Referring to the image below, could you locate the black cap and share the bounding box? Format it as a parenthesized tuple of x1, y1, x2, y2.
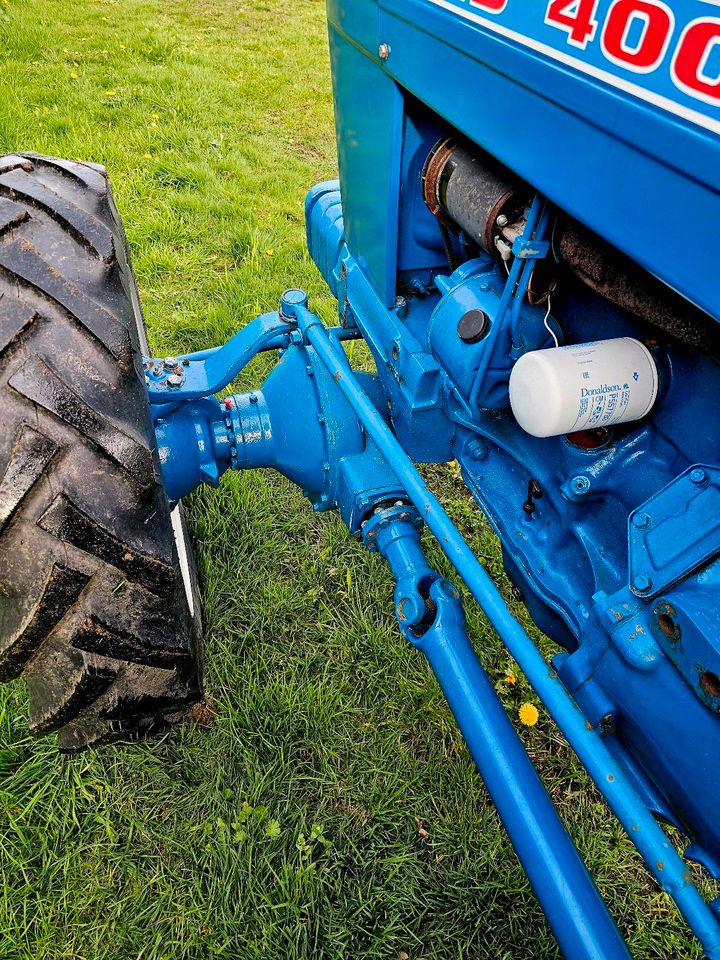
(457, 309, 490, 344)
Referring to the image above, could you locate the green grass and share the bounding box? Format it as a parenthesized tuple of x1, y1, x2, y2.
(0, 1, 716, 957)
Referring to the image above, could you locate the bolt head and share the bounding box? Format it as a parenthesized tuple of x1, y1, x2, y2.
(632, 574, 653, 595)
(167, 374, 183, 388)
(690, 468, 707, 485)
(571, 475, 591, 496)
(378, 42, 391, 60)
(632, 512, 651, 529)
(163, 357, 178, 369)
(467, 438, 488, 461)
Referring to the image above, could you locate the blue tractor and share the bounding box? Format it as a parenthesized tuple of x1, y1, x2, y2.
(1, 1, 720, 956)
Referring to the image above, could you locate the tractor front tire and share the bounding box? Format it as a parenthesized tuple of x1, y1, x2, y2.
(0, 153, 202, 752)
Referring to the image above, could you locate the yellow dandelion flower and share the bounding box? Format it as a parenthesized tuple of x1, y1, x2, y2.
(265, 249, 274, 257)
(505, 672, 517, 685)
(151, 112, 160, 120)
(143, 152, 153, 160)
(69, 71, 79, 79)
(519, 702, 539, 727)
(105, 89, 117, 97)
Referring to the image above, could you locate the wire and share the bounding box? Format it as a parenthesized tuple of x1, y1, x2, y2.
(544, 294, 559, 348)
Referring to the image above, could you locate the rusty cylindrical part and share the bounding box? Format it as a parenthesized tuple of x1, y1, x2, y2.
(422, 137, 527, 258)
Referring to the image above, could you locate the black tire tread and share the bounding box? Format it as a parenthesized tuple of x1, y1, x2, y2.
(0, 152, 202, 751)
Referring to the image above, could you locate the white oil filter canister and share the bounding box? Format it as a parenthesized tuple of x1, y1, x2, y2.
(509, 337, 658, 439)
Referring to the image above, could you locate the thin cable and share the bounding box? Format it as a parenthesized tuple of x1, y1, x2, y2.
(544, 294, 559, 348)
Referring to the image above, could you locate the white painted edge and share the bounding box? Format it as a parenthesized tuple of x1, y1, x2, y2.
(171, 505, 195, 618)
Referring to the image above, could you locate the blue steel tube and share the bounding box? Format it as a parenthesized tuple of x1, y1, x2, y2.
(368, 511, 630, 960)
(292, 302, 720, 960)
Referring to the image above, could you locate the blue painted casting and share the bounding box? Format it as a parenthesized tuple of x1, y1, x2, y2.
(146, 1, 720, 955)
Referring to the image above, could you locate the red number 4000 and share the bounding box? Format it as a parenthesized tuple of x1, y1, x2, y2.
(545, 0, 720, 105)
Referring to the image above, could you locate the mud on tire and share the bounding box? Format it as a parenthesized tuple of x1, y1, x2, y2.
(0, 153, 202, 752)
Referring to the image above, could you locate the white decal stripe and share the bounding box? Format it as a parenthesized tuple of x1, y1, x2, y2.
(425, 0, 720, 137)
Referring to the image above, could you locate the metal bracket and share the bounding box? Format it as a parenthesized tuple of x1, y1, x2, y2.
(511, 236, 550, 260)
(144, 311, 296, 403)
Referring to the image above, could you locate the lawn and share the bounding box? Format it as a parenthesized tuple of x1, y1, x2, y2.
(0, 1, 714, 957)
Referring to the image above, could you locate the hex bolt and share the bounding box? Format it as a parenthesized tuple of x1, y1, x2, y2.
(572, 475, 591, 496)
(690, 468, 707, 485)
(467, 438, 488, 462)
(167, 374, 184, 389)
(496, 213, 509, 227)
(249, 393, 258, 404)
(163, 357, 178, 370)
(632, 512, 651, 530)
(395, 297, 408, 321)
(631, 574, 653, 595)
(378, 42, 391, 60)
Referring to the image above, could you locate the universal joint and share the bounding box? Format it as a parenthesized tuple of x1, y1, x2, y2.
(362, 502, 464, 644)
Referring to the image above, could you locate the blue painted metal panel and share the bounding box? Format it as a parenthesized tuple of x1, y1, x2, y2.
(326, 23, 404, 306)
